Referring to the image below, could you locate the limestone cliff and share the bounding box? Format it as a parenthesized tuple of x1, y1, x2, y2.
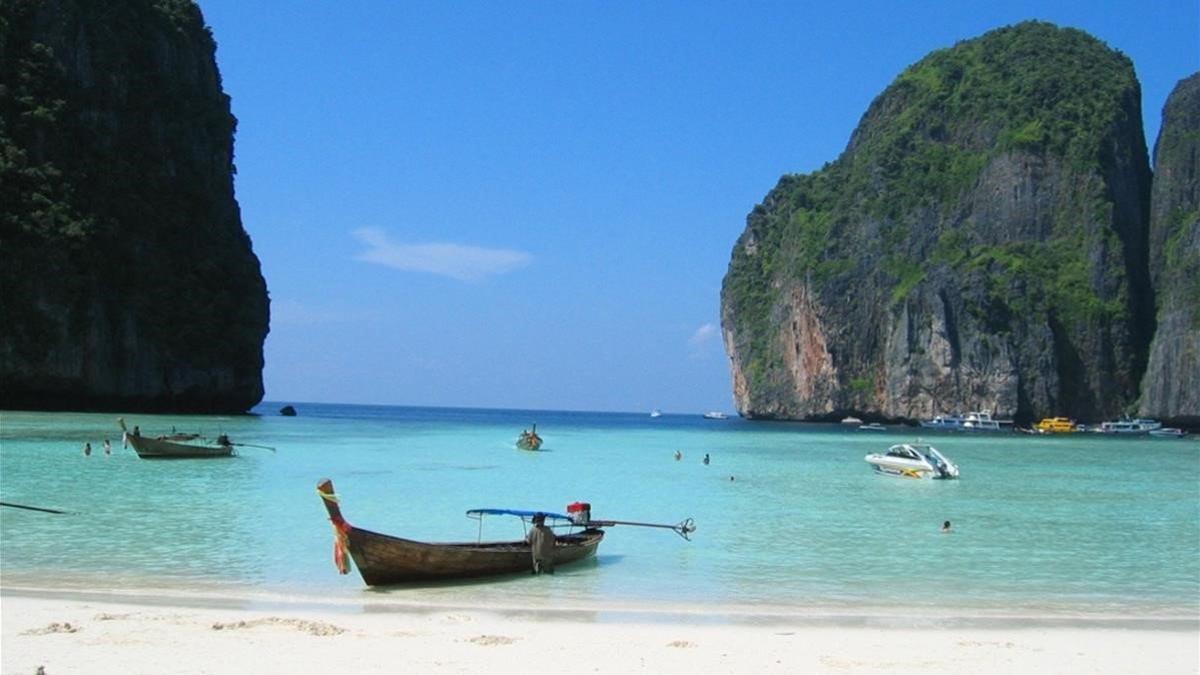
(0, 0, 269, 413)
(720, 22, 1152, 423)
(1139, 73, 1200, 425)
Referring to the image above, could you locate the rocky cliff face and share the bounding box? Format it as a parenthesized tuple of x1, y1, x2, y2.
(0, 0, 269, 413)
(720, 22, 1153, 423)
(1139, 73, 1200, 425)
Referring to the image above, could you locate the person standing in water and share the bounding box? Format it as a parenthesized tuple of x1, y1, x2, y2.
(103, 439, 112, 456)
(941, 520, 952, 533)
(527, 513, 557, 575)
(82, 442, 92, 456)
(703, 453, 710, 465)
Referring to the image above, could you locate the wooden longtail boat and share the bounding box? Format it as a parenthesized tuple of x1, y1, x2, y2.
(118, 418, 234, 459)
(316, 479, 604, 585)
(516, 423, 543, 451)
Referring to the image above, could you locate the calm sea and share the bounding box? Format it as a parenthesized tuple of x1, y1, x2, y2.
(1, 403, 1197, 619)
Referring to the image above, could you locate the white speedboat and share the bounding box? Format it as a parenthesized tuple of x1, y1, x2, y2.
(858, 423, 887, 432)
(1099, 417, 1162, 434)
(864, 443, 959, 479)
(919, 414, 964, 430)
(702, 411, 728, 420)
(1148, 427, 1188, 439)
(841, 416, 864, 426)
(650, 409, 662, 418)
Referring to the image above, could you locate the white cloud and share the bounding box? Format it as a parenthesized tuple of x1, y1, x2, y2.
(688, 322, 718, 358)
(352, 227, 532, 282)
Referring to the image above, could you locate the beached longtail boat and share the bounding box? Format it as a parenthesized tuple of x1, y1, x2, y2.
(317, 479, 695, 586)
(118, 418, 234, 459)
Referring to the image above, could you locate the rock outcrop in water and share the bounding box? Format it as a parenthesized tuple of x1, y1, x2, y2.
(1139, 73, 1200, 425)
(720, 22, 1155, 423)
(0, 0, 269, 413)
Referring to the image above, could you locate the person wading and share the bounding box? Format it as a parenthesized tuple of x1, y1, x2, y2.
(527, 513, 557, 575)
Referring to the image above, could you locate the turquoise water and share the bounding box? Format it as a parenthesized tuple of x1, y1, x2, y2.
(1, 404, 1197, 618)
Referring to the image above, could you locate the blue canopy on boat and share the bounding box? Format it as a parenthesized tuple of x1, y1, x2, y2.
(466, 508, 573, 522)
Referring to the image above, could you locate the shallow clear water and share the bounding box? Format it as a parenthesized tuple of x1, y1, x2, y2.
(1, 404, 1197, 617)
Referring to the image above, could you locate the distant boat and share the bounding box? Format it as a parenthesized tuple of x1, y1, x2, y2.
(650, 409, 662, 418)
(702, 411, 728, 420)
(516, 424, 543, 451)
(1034, 417, 1077, 434)
(118, 418, 234, 459)
(1099, 417, 1162, 434)
(961, 410, 1014, 432)
(1148, 427, 1188, 439)
(865, 443, 959, 479)
(858, 423, 887, 432)
(840, 416, 863, 425)
(918, 414, 964, 430)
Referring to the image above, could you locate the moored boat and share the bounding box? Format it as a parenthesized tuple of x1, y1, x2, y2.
(118, 418, 234, 459)
(650, 409, 662, 418)
(516, 424, 543, 451)
(864, 443, 959, 479)
(858, 423, 887, 432)
(918, 414, 964, 430)
(1035, 417, 1077, 434)
(840, 416, 864, 426)
(961, 410, 1014, 432)
(1148, 427, 1188, 439)
(316, 479, 694, 586)
(1099, 417, 1163, 434)
(702, 411, 729, 420)
(317, 479, 603, 585)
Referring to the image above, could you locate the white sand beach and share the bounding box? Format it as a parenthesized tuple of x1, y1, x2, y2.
(2, 589, 1196, 674)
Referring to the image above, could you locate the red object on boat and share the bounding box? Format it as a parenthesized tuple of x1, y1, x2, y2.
(566, 501, 591, 524)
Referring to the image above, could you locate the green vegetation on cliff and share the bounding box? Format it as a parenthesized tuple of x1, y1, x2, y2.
(722, 21, 1152, 420)
(0, 0, 269, 412)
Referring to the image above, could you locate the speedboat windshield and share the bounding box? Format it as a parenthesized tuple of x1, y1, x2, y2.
(886, 445, 921, 459)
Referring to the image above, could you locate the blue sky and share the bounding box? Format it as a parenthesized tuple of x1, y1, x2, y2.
(195, 1, 1198, 413)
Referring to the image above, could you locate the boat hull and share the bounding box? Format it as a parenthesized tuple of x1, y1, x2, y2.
(345, 525, 604, 585)
(127, 434, 234, 459)
(516, 438, 543, 451)
(1149, 428, 1188, 439)
(865, 458, 939, 479)
(864, 443, 959, 480)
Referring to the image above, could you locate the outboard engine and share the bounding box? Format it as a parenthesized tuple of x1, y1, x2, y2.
(929, 449, 959, 479)
(566, 501, 591, 525)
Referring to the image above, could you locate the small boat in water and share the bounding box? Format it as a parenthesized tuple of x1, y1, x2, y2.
(858, 423, 887, 432)
(118, 418, 234, 459)
(650, 409, 662, 418)
(1099, 417, 1163, 434)
(316, 479, 695, 586)
(1148, 427, 1188, 439)
(1035, 417, 1077, 434)
(317, 479, 601, 585)
(919, 414, 965, 430)
(961, 410, 1013, 432)
(516, 424, 543, 451)
(865, 443, 959, 479)
(702, 411, 728, 420)
(840, 416, 864, 426)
